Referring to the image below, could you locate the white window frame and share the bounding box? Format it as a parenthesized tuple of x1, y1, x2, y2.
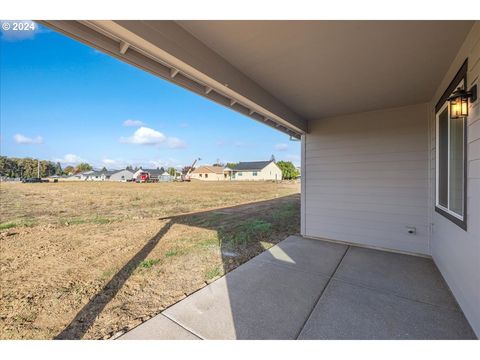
(435, 81, 465, 222)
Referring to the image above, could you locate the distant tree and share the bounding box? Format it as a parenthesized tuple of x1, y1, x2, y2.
(76, 163, 93, 173)
(270, 154, 276, 162)
(212, 158, 224, 167)
(54, 162, 63, 176)
(226, 162, 238, 169)
(167, 167, 176, 176)
(276, 161, 299, 180)
(101, 166, 107, 172)
(0, 156, 13, 177)
(126, 165, 133, 171)
(64, 165, 75, 175)
(0, 156, 60, 178)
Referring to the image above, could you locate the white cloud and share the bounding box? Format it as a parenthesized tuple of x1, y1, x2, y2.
(167, 137, 187, 149)
(120, 126, 186, 148)
(120, 126, 166, 145)
(149, 158, 182, 169)
(123, 119, 145, 127)
(13, 134, 43, 144)
(54, 154, 85, 165)
(1, 21, 48, 42)
(274, 143, 288, 151)
(102, 158, 117, 165)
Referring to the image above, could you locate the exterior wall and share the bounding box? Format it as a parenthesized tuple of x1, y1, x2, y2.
(428, 22, 480, 337)
(303, 103, 430, 255)
(87, 174, 107, 181)
(234, 162, 282, 181)
(190, 172, 226, 181)
(110, 170, 134, 181)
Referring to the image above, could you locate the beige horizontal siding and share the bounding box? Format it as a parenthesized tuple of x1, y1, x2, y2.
(304, 103, 430, 255)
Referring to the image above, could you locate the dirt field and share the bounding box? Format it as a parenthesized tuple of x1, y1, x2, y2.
(0, 181, 300, 339)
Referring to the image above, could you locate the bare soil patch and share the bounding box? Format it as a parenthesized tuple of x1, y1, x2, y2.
(0, 181, 300, 339)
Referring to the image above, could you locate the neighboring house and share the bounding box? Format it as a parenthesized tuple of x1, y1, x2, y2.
(85, 170, 118, 181)
(159, 171, 174, 182)
(110, 169, 135, 182)
(66, 170, 93, 181)
(82, 169, 135, 181)
(190, 165, 232, 181)
(232, 161, 282, 181)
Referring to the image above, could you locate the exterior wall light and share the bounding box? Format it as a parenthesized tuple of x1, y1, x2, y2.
(448, 84, 477, 119)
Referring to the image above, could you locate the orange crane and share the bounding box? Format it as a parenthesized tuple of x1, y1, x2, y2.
(181, 158, 200, 182)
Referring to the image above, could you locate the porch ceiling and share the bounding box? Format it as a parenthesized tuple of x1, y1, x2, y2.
(177, 21, 473, 119)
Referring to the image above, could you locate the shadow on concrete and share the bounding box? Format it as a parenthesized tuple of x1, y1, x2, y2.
(55, 193, 300, 339)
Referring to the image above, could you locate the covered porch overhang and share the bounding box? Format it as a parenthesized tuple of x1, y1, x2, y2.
(40, 20, 472, 135)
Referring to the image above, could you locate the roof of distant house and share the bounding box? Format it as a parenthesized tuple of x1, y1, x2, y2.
(234, 161, 274, 171)
(138, 168, 165, 177)
(191, 165, 226, 174)
(89, 170, 119, 177)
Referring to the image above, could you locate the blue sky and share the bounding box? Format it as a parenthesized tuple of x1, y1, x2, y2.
(0, 21, 300, 170)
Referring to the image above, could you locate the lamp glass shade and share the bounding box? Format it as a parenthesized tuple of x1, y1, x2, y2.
(450, 99, 461, 119)
(461, 97, 468, 117)
(449, 91, 468, 119)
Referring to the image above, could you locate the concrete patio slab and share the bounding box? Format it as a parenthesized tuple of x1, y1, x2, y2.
(298, 280, 476, 340)
(119, 236, 476, 340)
(334, 246, 459, 309)
(253, 235, 348, 277)
(119, 314, 200, 340)
(163, 258, 329, 339)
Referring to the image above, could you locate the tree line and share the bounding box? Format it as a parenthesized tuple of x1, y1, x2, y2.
(0, 156, 94, 178)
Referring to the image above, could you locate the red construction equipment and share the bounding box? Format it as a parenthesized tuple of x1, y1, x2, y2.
(137, 171, 150, 183)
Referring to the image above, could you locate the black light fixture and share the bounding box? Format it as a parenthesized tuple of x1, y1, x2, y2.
(448, 84, 477, 119)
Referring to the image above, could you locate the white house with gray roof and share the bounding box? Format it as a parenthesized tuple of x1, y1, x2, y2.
(109, 169, 135, 181)
(232, 160, 282, 181)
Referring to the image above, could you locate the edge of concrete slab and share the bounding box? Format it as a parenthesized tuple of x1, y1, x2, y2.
(119, 314, 201, 340)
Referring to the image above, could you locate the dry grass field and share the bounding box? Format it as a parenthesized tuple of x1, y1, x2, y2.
(0, 181, 300, 339)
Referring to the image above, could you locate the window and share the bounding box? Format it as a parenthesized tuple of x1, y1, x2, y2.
(238, 172, 243, 176)
(253, 171, 257, 176)
(205, 173, 208, 178)
(435, 60, 468, 230)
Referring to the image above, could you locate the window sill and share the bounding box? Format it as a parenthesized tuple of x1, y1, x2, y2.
(435, 206, 467, 231)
